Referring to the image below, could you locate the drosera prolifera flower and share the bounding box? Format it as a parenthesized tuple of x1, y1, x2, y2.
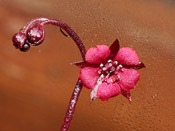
(75, 39, 145, 102)
(12, 17, 145, 131)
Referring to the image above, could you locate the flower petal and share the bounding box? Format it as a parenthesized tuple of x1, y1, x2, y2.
(118, 68, 140, 91)
(79, 67, 100, 89)
(114, 47, 139, 65)
(85, 45, 111, 64)
(97, 82, 121, 101)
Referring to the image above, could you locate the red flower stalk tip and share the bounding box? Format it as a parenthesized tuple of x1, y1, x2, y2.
(12, 17, 86, 60)
(75, 39, 145, 102)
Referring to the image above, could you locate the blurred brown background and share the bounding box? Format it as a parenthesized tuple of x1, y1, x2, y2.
(0, 0, 175, 130)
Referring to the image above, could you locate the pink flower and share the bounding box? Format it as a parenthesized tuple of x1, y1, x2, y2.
(75, 39, 145, 102)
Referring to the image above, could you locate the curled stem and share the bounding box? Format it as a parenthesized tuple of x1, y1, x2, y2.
(13, 17, 86, 60)
(12, 18, 86, 131)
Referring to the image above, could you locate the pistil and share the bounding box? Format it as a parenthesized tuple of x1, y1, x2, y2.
(97, 60, 123, 84)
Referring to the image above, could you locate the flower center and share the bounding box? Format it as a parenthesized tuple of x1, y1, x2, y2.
(98, 60, 123, 83)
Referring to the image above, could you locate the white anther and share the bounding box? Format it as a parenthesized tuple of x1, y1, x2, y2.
(100, 63, 104, 67)
(109, 71, 113, 74)
(111, 79, 114, 83)
(114, 61, 118, 65)
(108, 59, 112, 63)
(101, 74, 104, 78)
(119, 64, 123, 68)
(98, 70, 101, 74)
(102, 67, 107, 71)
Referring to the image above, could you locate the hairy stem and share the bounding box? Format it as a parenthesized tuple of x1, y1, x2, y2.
(15, 18, 86, 130)
(61, 79, 83, 131)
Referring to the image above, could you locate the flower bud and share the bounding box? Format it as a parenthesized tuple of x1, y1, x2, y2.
(27, 24, 44, 46)
(12, 32, 27, 49)
(20, 42, 30, 52)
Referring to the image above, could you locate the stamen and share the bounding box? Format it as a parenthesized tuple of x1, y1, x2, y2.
(100, 63, 104, 67)
(111, 79, 114, 83)
(108, 63, 113, 68)
(114, 61, 118, 65)
(98, 70, 102, 74)
(108, 59, 112, 63)
(110, 75, 119, 83)
(102, 67, 107, 71)
(118, 64, 123, 68)
(110, 66, 116, 72)
(101, 74, 104, 78)
(117, 64, 123, 72)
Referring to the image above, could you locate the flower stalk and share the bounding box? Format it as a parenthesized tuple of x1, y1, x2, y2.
(12, 18, 86, 131)
(61, 78, 83, 131)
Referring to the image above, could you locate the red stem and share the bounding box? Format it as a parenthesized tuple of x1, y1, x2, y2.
(22, 17, 86, 60)
(18, 18, 86, 130)
(61, 79, 83, 131)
